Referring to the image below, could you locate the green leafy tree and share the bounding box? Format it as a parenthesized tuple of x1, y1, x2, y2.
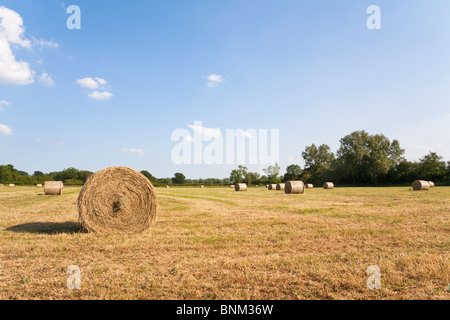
(416, 152, 446, 182)
(173, 172, 186, 185)
(263, 163, 281, 184)
(283, 164, 302, 182)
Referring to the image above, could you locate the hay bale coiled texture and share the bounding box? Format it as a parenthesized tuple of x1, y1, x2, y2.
(323, 182, 334, 189)
(305, 184, 314, 189)
(235, 183, 248, 191)
(8, 184, 15, 188)
(45, 181, 63, 195)
(276, 183, 285, 191)
(77, 167, 158, 234)
(412, 180, 431, 191)
(268, 184, 277, 190)
(428, 181, 435, 188)
(285, 181, 305, 194)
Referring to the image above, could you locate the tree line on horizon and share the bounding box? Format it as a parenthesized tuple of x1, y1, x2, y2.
(1, 131, 449, 187)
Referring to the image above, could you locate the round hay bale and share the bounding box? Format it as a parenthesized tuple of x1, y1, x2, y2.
(235, 183, 247, 191)
(285, 181, 305, 194)
(8, 184, 15, 188)
(0, 184, 4, 187)
(45, 181, 63, 195)
(412, 180, 430, 191)
(427, 181, 435, 188)
(77, 167, 158, 234)
(265, 185, 269, 188)
(276, 183, 285, 191)
(230, 185, 235, 188)
(37, 184, 43, 188)
(268, 184, 277, 190)
(165, 185, 170, 189)
(305, 184, 314, 189)
(323, 182, 334, 190)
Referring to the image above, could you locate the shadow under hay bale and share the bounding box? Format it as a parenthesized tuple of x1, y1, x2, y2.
(5, 222, 83, 235)
(412, 180, 430, 191)
(285, 181, 305, 194)
(77, 166, 158, 234)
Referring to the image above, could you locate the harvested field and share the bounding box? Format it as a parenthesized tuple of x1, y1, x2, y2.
(0, 186, 449, 300)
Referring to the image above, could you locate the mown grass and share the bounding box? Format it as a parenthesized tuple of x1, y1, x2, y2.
(0, 186, 448, 300)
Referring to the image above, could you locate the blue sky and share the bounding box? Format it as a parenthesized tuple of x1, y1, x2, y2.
(0, 0, 449, 178)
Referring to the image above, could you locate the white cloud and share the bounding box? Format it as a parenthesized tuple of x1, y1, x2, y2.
(0, 6, 34, 85)
(119, 148, 144, 157)
(32, 37, 59, 49)
(0, 99, 9, 111)
(39, 72, 54, 87)
(95, 77, 107, 86)
(76, 77, 101, 89)
(0, 123, 12, 135)
(206, 74, 225, 88)
(188, 123, 222, 139)
(88, 91, 113, 101)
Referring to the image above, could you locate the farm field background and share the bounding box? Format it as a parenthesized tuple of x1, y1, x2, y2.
(0, 186, 449, 300)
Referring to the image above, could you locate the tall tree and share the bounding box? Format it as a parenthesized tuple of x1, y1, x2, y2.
(284, 164, 302, 182)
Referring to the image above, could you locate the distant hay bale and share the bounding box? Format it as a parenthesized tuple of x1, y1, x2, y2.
(285, 181, 305, 194)
(235, 183, 247, 191)
(8, 184, 15, 188)
(305, 184, 314, 189)
(412, 180, 430, 191)
(0, 184, 4, 187)
(199, 185, 205, 189)
(230, 185, 235, 188)
(323, 182, 334, 190)
(428, 181, 435, 188)
(77, 166, 158, 234)
(37, 184, 43, 188)
(44, 181, 63, 195)
(276, 183, 285, 191)
(266, 185, 269, 188)
(165, 185, 170, 189)
(268, 184, 277, 190)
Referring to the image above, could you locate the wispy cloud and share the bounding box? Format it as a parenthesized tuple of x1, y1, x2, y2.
(0, 100, 9, 111)
(119, 148, 144, 157)
(32, 37, 59, 49)
(0, 124, 13, 135)
(39, 73, 55, 87)
(88, 91, 113, 101)
(188, 123, 222, 139)
(206, 74, 225, 88)
(76, 77, 112, 100)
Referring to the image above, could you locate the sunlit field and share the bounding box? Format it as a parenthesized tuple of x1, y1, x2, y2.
(0, 186, 449, 300)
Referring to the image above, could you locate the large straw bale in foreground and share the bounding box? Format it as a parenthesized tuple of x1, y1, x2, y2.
(77, 167, 158, 234)
(285, 181, 305, 194)
(412, 180, 430, 191)
(323, 182, 334, 190)
(45, 181, 63, 195)
(235, 183, 247, 191)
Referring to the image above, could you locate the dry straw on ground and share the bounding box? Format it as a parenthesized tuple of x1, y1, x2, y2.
(44, 181, 63, 195)
(235, 183, 248, 192)
(412, 180, 431, 191)
(323, 182, 335, 190)
(77, 166, 158, 234)
(276, 183, 285, 191)
(285, 181, 305, 194)
(305, 184, 314, 189)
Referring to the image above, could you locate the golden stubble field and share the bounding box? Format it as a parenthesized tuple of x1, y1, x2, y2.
(0, 185, 449, 300)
